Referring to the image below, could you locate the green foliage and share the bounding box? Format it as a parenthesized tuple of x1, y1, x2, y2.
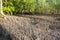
(2, 0, 60, 15)
(3, 0, 15, 15)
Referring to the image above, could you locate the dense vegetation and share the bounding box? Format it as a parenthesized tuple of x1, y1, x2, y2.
(2, 0, 60, 15)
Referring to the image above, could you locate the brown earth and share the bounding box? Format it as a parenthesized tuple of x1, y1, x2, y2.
(0, 15, 60, 40)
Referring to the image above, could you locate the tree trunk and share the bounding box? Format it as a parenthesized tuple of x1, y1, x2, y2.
(0, 0, 5, 16)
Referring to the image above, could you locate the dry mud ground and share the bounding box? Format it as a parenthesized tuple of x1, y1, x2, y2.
(0, 15, 60, 40)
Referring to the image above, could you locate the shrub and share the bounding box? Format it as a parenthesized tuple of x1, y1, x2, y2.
(2, 0, 60, 15)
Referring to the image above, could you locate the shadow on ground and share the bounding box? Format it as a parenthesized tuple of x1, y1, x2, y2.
(0, 24, 18, 40)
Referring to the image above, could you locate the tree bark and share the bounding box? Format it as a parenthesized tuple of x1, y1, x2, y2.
(0, 0, 5, 16)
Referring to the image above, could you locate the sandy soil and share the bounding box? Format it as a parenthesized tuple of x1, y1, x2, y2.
(0, 15, 60, 40)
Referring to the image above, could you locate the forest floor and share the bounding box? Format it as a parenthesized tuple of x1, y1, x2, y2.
(0, 15, 60, 40)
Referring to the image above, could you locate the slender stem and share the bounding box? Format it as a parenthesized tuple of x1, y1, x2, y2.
(0, 0, 4, 16)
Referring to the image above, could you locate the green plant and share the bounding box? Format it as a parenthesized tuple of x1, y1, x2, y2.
(2, 0, 60, 15)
